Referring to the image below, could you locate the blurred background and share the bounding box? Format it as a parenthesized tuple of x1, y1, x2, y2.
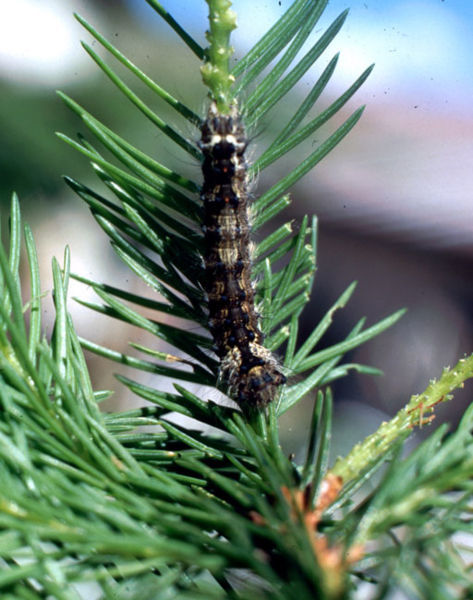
(1, 0, 472, 456)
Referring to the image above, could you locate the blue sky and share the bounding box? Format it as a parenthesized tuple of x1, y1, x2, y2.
(130, 0, 473, 114)
(0, 0, 470, 115)
(125, 1, 472, 251)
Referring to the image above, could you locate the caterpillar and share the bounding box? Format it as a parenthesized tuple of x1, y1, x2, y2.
(200, 101, 286, 410)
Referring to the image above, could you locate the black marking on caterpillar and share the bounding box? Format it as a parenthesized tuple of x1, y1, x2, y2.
(199, 101, 286, 409)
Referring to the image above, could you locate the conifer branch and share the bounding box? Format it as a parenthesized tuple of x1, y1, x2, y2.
(0, 1, 469, 598)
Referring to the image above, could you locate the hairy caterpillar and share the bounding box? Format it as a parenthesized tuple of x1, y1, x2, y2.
(200, 101, 286, 409)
